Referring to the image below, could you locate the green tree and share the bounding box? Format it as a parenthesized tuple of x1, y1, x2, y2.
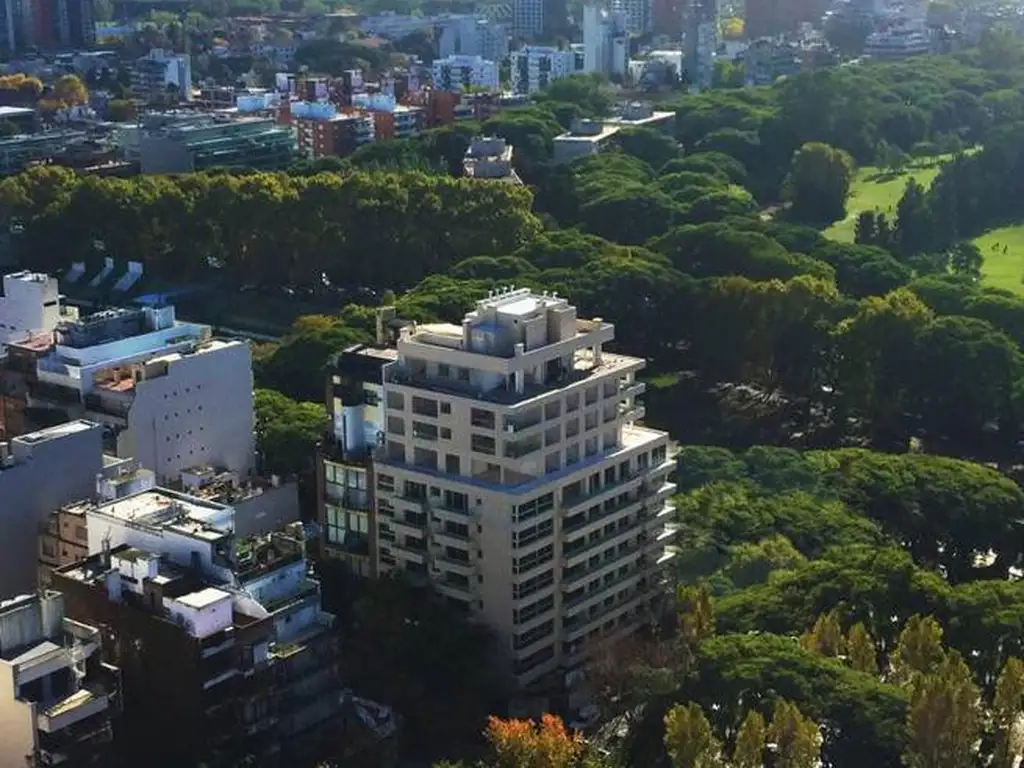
(903, 652, 980, 768)
(664, 702, 721, 768)
(767, 700, 821, 768)
(783, 142, 856, 224)
(800, 609, 846, 658)
(678, 584, 716, 652)
(253, 388, 328, 476)
(992, 657, 1024, 768)
(732, 710, 767, 768)
(847, 623, 879, 676)
(891, 615, 947, 686)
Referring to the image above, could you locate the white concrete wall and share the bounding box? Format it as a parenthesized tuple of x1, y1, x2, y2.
(0, 272, 59, 345)
(0, 663, 36, 768)
(121, 341, 254, 481)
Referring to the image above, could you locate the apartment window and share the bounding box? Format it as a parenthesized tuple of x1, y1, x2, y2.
(326, 506, 370, 553)
(458, 367, 470, 381)
(515, 493, 554, 523)
(514, 595, 554, 625)
(513, 518, 553, 549)
(544, 400, 561, 420)
(514, 620, 554, 650)
(377, 474, 395, 492)
(513, 544, 553, 575)
(444, 520, 470, 539)
(403, 509, 427, 526)
(566, 393, 580, 412)
(440, 427, 452, 440)
(443, 489, 468, 511)
(438, 363, 451, 379)
(404, 480, 427, 500)
(514, 645, 555, 676)
(513, 569, 554, 600)
(471, 408, 495, 429)
(403, 535, 426, 552)
(412, 396, 439, 418)
(566, 443, 580, 465)
(363, 388, 381, 407)
(386, 391, 405, 410)
(471, 434, 496, 456)
(584, 386, 599, 406)
(445, 545, 470, 563)
(445, 572, 470, 589)
(440, 401, 452, 415)
(412, 421, 438, 441)
(445, 454, 460, 474)
(387, 416, 405, 436)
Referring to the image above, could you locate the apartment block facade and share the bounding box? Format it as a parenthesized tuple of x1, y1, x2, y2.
(320, 292, 677, 693)
(51, 490, 362, 766)
(0, 591, 118, 768)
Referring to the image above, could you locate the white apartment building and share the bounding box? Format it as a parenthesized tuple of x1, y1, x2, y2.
(373, 289, 677, 690)
(583, 5, 629, 77)
(509, 46, 581, 94)
(432, 55, 501, 92)
(18, 302, 253, 482)
(0, 272, 62, 347)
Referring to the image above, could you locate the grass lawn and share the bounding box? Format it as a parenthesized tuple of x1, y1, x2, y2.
(972, 226, 1024, 296)
(824, 156, 952, 243)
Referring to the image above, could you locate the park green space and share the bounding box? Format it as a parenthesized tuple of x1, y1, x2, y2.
(972, 226, 1024, 296)
(824, 157, 950, 242)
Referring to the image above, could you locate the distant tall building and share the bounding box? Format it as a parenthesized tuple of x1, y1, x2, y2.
(684, 0, 717, 89)
(509, 45, 580, 94)
(438, 16, 510, 62)
(745, 0, 826, 39)
(514, 0, 545, 38)
(651, 0, 684, 38)
(613, 0, 652, 35)
(53, 0, 94, 47)
(583, 6, 628, 77)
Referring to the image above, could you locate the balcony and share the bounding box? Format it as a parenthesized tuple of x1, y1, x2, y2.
(619, 381, 646, 399)
(37, 688, 112, 734)
(563, 521, 646, 570)
(562, 542, 649, 590)
(562, 591, 647, 643)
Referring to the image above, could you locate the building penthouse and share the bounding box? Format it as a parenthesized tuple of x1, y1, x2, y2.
(374, 288, 676, 691)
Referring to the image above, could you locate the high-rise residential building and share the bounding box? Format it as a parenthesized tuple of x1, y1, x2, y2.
(583, 5, 628, 77)
(0, 292, 254, 482)
(0, 420, 104, 596)
(352, 93, 423, 139)
(326, 290, 677, 693)
(745, 0, 826, 39)
(513, 0, 543, 39)
(432, 54, 501, 92)
(612, 0, 652, 35)
(509, 46, 580, 94)
(651, 0, 684, 38)
(684, 0, 718, 89)
(0, 591, 119, 768)
(52, 491, 397, 766)
(53, 0, 93, 47)
(438, 16, 510, 62)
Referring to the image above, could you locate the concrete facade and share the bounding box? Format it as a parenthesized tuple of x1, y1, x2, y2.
(373, 289, 677, 691)
(0, 420, 104, 598)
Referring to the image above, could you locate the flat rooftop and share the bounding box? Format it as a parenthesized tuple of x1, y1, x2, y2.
(175, 586, 231, 609)
(94, 489, 231, 533)
(554, 124, 620, 144)
(11, 419, 97, 447)
(0, 106, 34, 118)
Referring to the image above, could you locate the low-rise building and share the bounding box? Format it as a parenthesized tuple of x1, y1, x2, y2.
(432, 54, 501, 92)
(0, 591, 118, 768)
(292, 101, 375, 159)
(1, 294, 254, 482)
(603, 102, 677, 133)
(119, 112, 297, 174)
(51, 490, 380, 766)
(0, 420, 104, 597)
(0, 271, 62, 347)
(552, 119, 621, 163)
(352, 93, 423, 139)
(0, 130, 88, 176)
(463, 135, 521, 183)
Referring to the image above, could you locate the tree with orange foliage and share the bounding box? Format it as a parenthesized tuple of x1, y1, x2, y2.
(485, 713, 584, 768)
